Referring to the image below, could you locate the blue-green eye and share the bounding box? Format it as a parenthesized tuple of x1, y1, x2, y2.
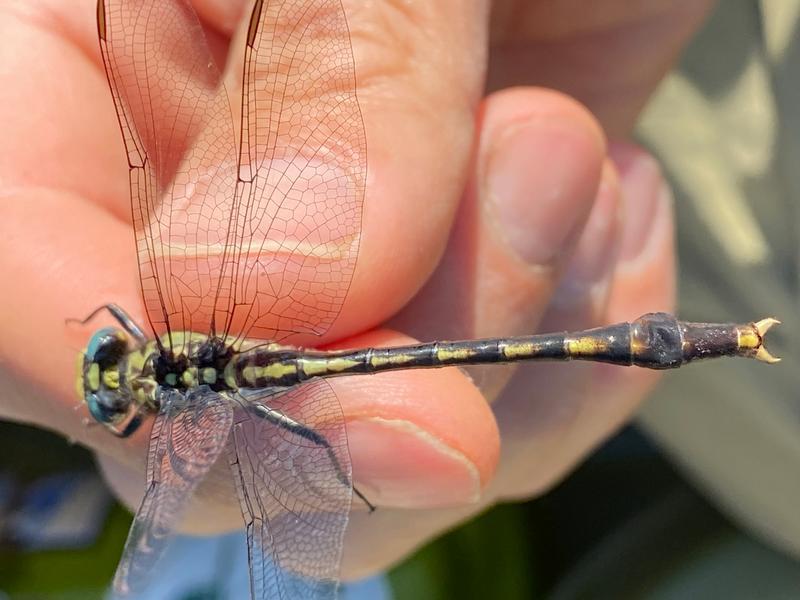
(86, 392, 114, 424)
(86, 390, 128, 424)
(85, 328, 128, 368)
(86, 327, 122, 361)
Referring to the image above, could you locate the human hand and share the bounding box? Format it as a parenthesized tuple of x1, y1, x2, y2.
(0, 0, 713, 580)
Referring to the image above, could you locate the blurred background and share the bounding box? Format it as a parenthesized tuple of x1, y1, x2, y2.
(2, 2, 799, 598)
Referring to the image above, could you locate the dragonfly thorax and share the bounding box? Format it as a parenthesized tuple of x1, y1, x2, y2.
(78, 327, 239, 436)
(151, 335, 234, 393)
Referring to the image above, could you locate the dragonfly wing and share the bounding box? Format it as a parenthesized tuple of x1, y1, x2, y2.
(97, 0, 365, 344)
(221, 0, 367, 343)
(113, 387, 233, 596)
(97, 0, 238, 340)
(228, 380, 352, 600)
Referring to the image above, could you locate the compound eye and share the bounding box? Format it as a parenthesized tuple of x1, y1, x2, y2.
(86, 327, 128, 367)
(86, 390, 130, 424)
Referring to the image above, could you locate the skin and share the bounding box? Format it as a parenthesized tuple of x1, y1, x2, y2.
(0, 0, 714, 581)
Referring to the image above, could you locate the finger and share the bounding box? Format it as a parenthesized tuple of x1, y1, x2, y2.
(492, 141, 676, 500)
(335, 87, 607, 577)
(544, 160, 621, 328)
(390, 86, 606, 399)
(338, 170, 621, 581)
(488, 0, 716, 135)
(0, 1, 130, 218)
(190, 0, 247, 34)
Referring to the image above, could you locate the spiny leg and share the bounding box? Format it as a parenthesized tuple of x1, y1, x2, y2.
(251, 404, 376, 512)
(68, 303, 148, 346)
(102, 409, 145, 438)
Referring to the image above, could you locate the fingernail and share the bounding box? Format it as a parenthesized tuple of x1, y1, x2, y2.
(613, 150, 665, 260)
(485, 120, 601, 265)
(551, 164, 620, 314)
(347, 418, 481, 508)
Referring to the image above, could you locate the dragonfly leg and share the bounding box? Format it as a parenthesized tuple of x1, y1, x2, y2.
(104, 405, 144, 438)
(251, 404, 376, 512)
(70, 303, 148, 346)
(353, 485, 376, 513)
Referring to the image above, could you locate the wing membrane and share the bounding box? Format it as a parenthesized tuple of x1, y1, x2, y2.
(228, 380, 352, 600)
(97, 0, 365, 344)
(97, 0, 238, 343)
(113, 387, 233, 595)
(223, 0, 366, 342)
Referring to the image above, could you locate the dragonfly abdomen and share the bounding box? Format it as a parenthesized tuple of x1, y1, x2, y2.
(230, 313, 778, 390)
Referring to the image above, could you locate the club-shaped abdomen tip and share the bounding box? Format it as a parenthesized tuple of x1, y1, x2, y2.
(754, 317, 781, 364)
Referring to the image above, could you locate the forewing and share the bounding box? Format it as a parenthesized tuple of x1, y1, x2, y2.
(97, 0, 238, 340)
(113, 387, 233, 596)
(228, 380, 352, 599)
(222, 0, 366, 342)
(98, 0, 366, 344)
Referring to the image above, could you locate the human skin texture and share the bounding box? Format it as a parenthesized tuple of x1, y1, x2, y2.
(0, 0, 714, 579)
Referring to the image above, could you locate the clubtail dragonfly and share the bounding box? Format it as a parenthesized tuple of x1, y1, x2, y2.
(79, 0, 779, 598)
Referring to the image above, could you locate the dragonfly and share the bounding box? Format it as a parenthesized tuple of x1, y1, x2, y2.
(79, 0, 780, 598)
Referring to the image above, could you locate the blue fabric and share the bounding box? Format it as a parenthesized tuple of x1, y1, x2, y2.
(7, 472, 111, 551)
(106, 531, 391, 600)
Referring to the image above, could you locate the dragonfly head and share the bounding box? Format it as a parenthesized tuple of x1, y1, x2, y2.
(79, 327, 141, 436)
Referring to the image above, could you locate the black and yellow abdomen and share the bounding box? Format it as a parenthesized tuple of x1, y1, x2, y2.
(228, 313, 779, 390)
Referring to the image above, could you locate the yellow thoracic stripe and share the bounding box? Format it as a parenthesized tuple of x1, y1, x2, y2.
(87, 363, 100, 392)
(181, 368, 198, 387)
(102, 367, 120, 390)
(202, 367, 217, 385)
